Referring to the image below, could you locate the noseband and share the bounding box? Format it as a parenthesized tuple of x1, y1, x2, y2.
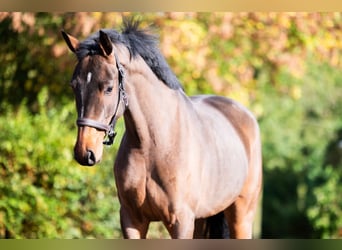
(76, 53, 128, 146)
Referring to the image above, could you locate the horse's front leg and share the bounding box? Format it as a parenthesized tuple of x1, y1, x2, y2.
(165, 207, 195, 239)
(120, 206, 149, 239)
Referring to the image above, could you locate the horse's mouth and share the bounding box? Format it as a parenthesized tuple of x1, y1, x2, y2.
(74, 147, 102, 166)
(73, 126, 105, 166)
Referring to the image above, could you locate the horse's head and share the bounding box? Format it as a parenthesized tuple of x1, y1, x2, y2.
(62, 30, 127, 166)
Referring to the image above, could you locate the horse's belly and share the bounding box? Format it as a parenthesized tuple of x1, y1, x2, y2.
(192, 123, 249, 218)
(196, 160, 248, 217)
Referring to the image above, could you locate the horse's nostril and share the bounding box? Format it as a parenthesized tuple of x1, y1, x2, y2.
(87, 150, 96, 166)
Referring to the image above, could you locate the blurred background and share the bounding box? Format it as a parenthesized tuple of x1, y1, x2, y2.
(0, 12, 341, 239)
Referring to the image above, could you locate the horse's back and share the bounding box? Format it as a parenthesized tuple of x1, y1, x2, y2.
(191, 95, 260, 162)
(203, 95, 259, 159)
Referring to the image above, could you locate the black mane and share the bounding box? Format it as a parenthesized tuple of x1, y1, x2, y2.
(76, 19, 182, 90)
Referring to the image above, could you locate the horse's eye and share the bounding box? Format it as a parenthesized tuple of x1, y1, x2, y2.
(105, 86, 113, 94)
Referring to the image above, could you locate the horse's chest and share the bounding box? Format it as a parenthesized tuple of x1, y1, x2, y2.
(116, 174, 171, 222)
(115, 151, 171, 220)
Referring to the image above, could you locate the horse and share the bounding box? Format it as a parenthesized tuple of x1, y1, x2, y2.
(61, 19, 262, 239)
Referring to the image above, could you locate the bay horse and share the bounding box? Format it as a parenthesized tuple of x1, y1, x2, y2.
(61, 20, 262, 239)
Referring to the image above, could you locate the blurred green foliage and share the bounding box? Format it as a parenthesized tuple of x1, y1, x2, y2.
(0, 12, 341, 238)
(0, 89, 123, 238)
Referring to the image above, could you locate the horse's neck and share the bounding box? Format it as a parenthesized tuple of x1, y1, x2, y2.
(123, 60, 184, 149)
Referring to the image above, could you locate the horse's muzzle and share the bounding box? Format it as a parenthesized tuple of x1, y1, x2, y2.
(86, 149, 97, 166)
(73, 126, 104, 166)
(74, 147, 98, 166)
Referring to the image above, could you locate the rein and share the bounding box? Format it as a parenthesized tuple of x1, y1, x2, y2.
(76, 53, 128, 146)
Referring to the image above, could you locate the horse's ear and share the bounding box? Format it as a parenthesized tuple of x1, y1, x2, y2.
(61, 30, 79, 53)
(98, 30, 113, 56)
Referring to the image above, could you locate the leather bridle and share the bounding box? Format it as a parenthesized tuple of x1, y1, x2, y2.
(76, 53, 128, 146)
